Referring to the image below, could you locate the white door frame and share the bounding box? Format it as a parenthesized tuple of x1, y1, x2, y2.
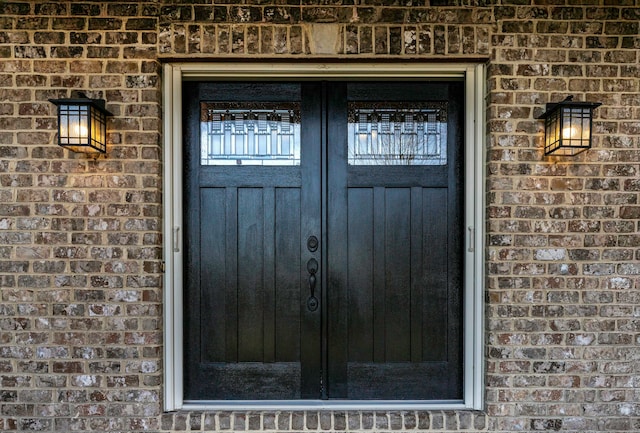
(162, 62, 486, 411)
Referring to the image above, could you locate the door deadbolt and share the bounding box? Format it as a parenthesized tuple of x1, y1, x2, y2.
(307, 236, 319, 252)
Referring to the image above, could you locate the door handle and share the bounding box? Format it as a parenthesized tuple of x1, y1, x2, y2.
(306, 258, 318, 312)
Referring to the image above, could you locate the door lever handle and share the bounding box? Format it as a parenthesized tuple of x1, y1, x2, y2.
(306, 258, 318, 312)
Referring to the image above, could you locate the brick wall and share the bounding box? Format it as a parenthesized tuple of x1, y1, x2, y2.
(0, 1, 639, 432)
(0, 2, 162, 432)
(486, 3, 640, 431)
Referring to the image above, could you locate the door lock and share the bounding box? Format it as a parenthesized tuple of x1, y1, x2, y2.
(307, 236, 319, 252)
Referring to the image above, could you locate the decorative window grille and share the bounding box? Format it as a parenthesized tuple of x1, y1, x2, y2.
(200, 102, 301, 166)
(348, 102, 448, 165)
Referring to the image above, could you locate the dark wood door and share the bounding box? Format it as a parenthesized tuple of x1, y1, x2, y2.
(183, 81, 464, 401)
(326, 82, 464, 400)
(183, 82, 322, 400)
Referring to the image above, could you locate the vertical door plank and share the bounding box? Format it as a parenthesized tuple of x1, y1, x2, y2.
(372, 186, 386, 363)
(347, 188, 374, 361)
(422, 188, 448, 362)
(384, 188, 411, 362)
(275, 187, 301, 362)
(200, 188, 227, 363)
(183, 81, 203, 398)
(237, 188, 265, 362)
(300, 82, 323, 398)
(224, 187, 239, 363)
(326, 82, 349, 397)
(263, 187, 276, 363)
(410, 186, 423, 363)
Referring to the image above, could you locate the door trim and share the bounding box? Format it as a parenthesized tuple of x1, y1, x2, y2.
(163, 62, 486, 411)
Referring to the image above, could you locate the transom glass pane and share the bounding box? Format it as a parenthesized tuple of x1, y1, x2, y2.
(200, 102, 301, 166)
(348, 102, 448, 165)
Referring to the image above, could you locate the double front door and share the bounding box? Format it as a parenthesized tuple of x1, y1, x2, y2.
(183, 81, 464, 401)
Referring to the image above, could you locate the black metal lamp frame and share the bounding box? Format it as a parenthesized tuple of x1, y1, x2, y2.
(537, 96, 601, 156)
(50, 93, 112, 154)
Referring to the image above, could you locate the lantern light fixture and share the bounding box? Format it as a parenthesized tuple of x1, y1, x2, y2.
(537, 95, 601, 157)
(49, 92, 112, 155)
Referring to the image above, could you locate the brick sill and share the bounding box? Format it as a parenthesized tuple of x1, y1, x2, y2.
(161, 409, 488, 431)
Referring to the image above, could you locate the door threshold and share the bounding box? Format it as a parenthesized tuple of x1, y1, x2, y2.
(181, 399, 467, 411)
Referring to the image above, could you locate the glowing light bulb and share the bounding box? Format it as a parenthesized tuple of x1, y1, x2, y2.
(562, 125, 579, 140)
(73, 123, 88, 137)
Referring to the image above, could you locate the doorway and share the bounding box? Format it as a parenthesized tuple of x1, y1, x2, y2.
(182, 80, 464, 402)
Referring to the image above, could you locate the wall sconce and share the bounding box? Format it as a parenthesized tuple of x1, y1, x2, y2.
(537, 96, 601, 156)
(49, 92, 112, 154)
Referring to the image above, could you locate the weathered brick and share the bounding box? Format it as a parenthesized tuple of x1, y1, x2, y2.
(88, 18, 123, 31)
(50, 16, 85, 30)
(70, 3, 100, 16)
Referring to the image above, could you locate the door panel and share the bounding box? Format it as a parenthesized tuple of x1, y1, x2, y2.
(340, 186, 455, 398)
(183, 80, 463, 401)
(346, 187, 450, 363)
(193, 186, 303, 398)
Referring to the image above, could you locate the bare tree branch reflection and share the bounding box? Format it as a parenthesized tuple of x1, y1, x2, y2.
(347, 103, 447, 166)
